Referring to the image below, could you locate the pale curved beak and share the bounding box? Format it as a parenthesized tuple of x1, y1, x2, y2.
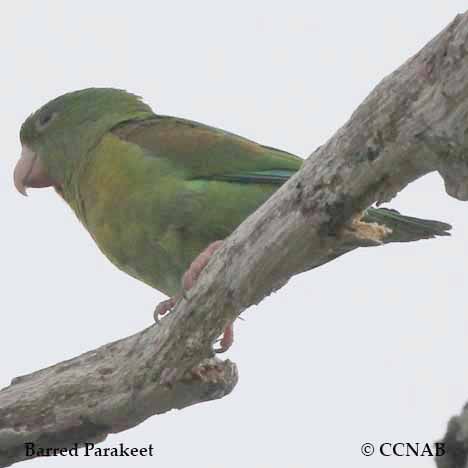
(14, 146, 54, 196)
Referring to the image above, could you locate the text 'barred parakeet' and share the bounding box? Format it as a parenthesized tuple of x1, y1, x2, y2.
(14, 88, 451, 351)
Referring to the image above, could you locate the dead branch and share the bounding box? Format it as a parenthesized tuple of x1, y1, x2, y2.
(2, 11, 468, 467)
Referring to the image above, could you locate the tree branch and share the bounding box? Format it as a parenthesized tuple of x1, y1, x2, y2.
(437, 407, 468, 468)
(2, 11, 468, 467)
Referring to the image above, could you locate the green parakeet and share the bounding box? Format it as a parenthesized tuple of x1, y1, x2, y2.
(14, 88, 451, 351)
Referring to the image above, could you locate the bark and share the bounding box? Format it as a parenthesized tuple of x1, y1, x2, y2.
(2, 11, 468, 468)
(437, 407, 468, 468)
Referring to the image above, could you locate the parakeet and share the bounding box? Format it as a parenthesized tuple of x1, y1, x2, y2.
(14, 88, 451, 351)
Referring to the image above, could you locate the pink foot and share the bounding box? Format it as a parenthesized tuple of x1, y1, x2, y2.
(182, 240, 223, 291)
(153, 240, 223, 323)
(154, 294, 180, 323)
(181, 240, 235, 352)
(154, 240, 235, 353)
(215, 322, 234, 353)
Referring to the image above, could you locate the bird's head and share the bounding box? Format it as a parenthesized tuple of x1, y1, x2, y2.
(14, 88, 153, 196)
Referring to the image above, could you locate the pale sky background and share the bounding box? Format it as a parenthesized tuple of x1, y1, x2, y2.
(1, 2, 468, 467)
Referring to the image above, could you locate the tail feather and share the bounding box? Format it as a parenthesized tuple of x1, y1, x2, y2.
(363, 207, 451, 243)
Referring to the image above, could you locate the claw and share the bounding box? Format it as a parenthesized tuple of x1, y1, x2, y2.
(214, 322, 234, 353)
(154, 295, 180, 323)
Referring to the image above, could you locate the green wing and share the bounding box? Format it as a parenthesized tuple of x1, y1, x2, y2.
(88, 115, 304, 295)
(111, 115, 303, 184)
(83, 115, 450, 298)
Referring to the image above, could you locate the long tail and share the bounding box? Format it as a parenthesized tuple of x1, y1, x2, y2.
(363, 207, 451, 243)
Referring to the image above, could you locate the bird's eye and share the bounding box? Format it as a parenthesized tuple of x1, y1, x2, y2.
(36, 111, 58, 131)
